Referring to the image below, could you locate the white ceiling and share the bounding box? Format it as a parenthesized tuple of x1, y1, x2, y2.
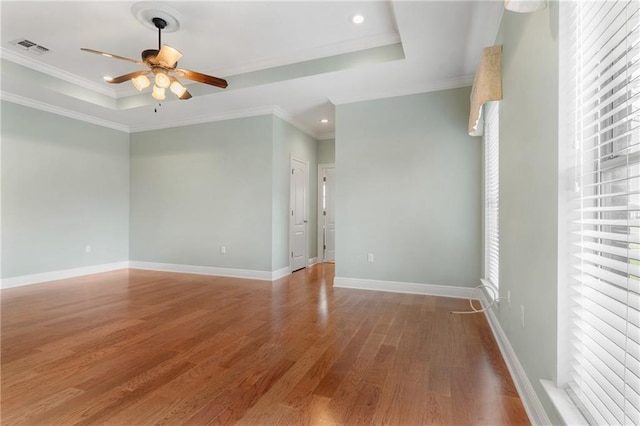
(0, 1, 503, 138)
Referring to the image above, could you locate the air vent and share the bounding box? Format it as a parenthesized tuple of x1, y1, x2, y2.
(33, 45, 49, 54)
(10, 38, 50, 55)
(17, 39, 36, 49)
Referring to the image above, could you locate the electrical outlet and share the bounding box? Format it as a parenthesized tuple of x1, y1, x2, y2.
(367, 253, 374, 263)
(85, 244, 91, 253)
(520, 305, 525, 327)
(220, 245, 226, 254)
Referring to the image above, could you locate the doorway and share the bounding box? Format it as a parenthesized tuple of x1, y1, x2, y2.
(318, 163, 335, 263)
(290, 156, 309, 272)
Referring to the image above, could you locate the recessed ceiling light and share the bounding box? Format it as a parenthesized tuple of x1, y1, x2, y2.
(352, 14, 364, 24)
(103, 75, 112, 81)
(321, 119, 329, 124)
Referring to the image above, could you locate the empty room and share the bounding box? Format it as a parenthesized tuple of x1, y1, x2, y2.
(1, 0, 638, 425)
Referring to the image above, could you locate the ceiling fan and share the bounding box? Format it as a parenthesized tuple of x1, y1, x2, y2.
(81, 17, 227, 100)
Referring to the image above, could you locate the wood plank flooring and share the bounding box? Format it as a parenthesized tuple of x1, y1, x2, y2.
(1, 264, 530, 425)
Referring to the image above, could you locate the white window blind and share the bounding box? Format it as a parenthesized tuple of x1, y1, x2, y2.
(565, 1, 640, 425)
(485, 101, 499, 289)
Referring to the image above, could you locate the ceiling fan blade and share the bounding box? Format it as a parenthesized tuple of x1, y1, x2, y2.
(81, 48, 144, 65)
(156, 45, 182, 68)
(176, 69, 228, 89)
(105, 70, 149, 84)
(178, 89, 192, 100)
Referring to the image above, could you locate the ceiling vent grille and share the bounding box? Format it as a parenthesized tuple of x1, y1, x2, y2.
(10, 38, 50, 55)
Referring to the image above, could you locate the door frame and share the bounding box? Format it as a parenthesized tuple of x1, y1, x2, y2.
(317, 163, 335, 263)
(289, 155, 309, 272)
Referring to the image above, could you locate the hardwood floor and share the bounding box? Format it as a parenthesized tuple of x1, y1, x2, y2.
(1, 264, 530, 425)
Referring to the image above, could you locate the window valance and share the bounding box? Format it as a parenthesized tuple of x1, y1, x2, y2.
(468, 45, 503, 136)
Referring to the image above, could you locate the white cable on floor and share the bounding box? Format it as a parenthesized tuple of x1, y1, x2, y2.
(449, 283, 504, 315)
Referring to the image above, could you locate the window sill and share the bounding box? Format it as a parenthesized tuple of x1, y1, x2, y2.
(540, 380, 588, 426)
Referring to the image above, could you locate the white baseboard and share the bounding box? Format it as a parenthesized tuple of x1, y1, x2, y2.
(333, 276, 479, 300)
(480, 295, 552, 425)
(271, 266, 291, 280)
(129, 261, 290, 281)
(307, 257, 318, 267)
(1, 261, 129, 289)
(1, 261, 292, 289)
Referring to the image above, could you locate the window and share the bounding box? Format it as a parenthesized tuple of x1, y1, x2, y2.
(563, 1, 640, 424)
(484, 101, 499, 289)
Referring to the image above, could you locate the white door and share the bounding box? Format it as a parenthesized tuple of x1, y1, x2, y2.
(290, 157, 308, 272)
(318, 164, 336, 262)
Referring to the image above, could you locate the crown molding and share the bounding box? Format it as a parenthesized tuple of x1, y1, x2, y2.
(0, 90, 323, 140)
(0, 47, 117, 98)
(129, 105, 282, 133)
(127, 103, 325, 140)
(317, 132, 335, 141)
(271, 105, 321, 140)
(0, 91, 129, 133)
(209, 32, 401, 78)
(130, 103, 323, 139)
(328, 74, 474, 106)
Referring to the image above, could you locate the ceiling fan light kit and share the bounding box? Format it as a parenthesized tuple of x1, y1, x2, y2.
(132, 74, 150, 91)
(81, 5, 227, 102)
(153, 68, 171, 89)
(169, 77, 187, 97)
(152, 85, 166, 101)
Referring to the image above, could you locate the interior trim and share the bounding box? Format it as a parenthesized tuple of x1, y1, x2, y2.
(333, 276, 479, 299)
(328, 74, 475, 106)
(129, 261, 291, 281)
(540, 379, 587, 425)
(480, 294, 552, 425)
(0, 261, 130, 289)
(0, 47, 117, 98)
(0, 91, 129, 132)
(0, 261, 297, 289)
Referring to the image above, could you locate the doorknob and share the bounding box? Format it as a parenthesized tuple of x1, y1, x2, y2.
(304, 220, 308, 223)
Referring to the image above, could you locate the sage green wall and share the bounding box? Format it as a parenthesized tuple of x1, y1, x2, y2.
(1, 101, 130, 278)
(129, 116, 274, 272)
(499, 4, 561, 423)
(318, 138, 335, 164)
(335, 87, 481, 286)
(272, 117, 318, 270)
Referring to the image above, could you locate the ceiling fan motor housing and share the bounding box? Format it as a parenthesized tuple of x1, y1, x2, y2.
(142, 49, 160, 63)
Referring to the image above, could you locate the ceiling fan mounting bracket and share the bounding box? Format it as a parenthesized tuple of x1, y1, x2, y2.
(152, 17, 167, 30)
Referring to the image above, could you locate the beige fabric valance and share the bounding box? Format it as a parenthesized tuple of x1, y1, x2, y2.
(468, 45, 503, 136)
